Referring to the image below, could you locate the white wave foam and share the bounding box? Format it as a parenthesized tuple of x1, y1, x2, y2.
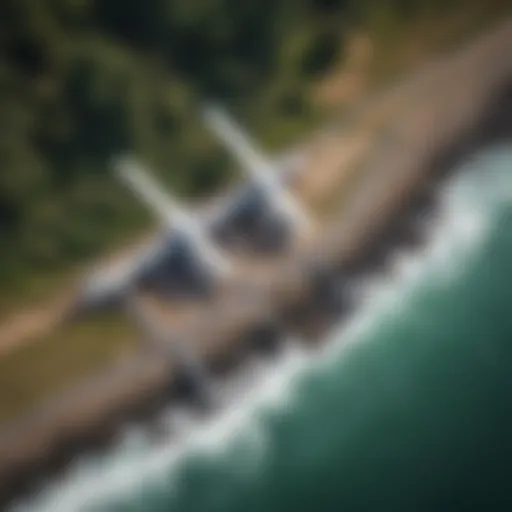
(11, 144, 512, 512)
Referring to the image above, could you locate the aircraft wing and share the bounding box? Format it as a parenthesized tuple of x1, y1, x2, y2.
(67, 138, 309, 320)
(114, 156, 231, 276)
(202, 105, 311, 233)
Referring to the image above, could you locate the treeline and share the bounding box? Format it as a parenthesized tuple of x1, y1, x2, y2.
(0, 0, 501, 296)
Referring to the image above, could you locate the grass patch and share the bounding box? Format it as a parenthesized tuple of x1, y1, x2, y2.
(0, 313, 138, 423)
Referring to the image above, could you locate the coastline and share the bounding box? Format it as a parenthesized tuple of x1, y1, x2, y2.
(1, 19, 511, 508)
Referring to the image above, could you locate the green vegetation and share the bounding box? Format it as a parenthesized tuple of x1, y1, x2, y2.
(1, 0, 510, 308)
(0, 0, 342, 305)
(0, 0, 510, 423)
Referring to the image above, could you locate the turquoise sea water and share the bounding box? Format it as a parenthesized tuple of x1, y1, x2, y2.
(13, 144, 512, 511)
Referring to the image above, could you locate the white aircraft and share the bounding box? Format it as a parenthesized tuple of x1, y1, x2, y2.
(66, 110, 310, 320)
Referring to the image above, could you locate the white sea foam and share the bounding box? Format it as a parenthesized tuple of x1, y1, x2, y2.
(11, 145, 512, 512)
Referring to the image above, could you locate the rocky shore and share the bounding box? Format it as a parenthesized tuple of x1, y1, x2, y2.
(1, 19, 511, 508)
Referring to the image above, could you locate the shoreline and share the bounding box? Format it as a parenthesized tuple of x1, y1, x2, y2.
(1, 20, 512, 509)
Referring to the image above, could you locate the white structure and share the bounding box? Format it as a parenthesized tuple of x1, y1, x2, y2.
(114, 156, 231, 277)
(203, 104, 311, 236)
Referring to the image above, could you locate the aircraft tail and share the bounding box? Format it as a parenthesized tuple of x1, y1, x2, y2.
(125, 295, 214, 410)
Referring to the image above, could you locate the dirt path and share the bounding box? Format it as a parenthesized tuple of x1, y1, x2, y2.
(0, 305, 62, 357)
(0, 232, 158, 357)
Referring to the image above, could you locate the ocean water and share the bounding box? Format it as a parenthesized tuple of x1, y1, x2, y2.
(13, 144, 512, 511)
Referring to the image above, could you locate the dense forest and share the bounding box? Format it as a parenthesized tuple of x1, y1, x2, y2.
(0, 0, 509, 301)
